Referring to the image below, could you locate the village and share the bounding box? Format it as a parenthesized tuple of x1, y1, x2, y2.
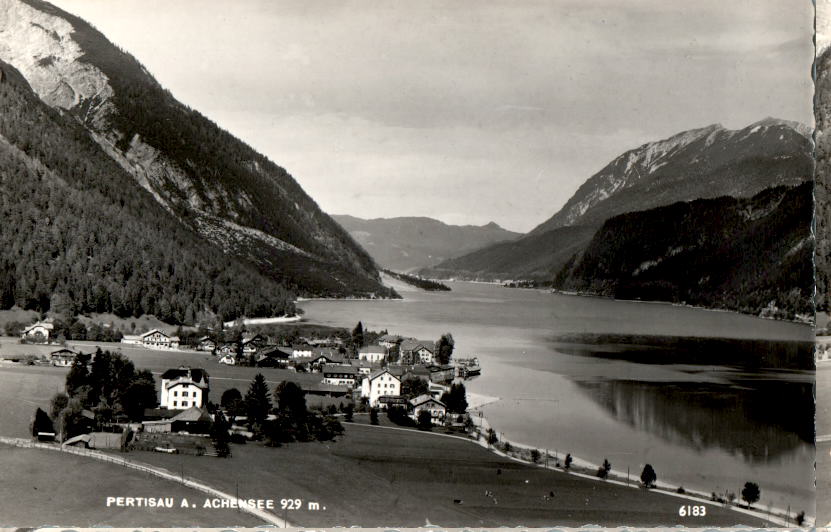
(11, 318, 483, 454)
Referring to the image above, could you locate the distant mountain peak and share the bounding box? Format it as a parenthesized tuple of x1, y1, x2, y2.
(527, 118, 813, 235)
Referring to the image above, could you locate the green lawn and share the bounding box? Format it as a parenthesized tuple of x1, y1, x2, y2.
(120, 423, 767, 527)
(0, 444, 263, 527)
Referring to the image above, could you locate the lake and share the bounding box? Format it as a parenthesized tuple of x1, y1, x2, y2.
(298, 281, 815, 514)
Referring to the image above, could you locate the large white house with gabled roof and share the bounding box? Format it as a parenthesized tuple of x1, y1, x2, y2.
(160, 367, 209, 410)
(361, 368, 401, 407)
(122, 329, 180, 350)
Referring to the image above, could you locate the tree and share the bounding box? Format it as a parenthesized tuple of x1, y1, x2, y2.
(486, 428, 498, 446)
(65, 355, 90, 396)
(50, 392, 69, 420)
(274, 381, 307, 421)
(440, 383, 468, 414)
(210, 410, 232, 458)
(530, 449, 541, 463)
(741, 482, 760, 508)
(351, 321, 364, 350)
(597, 458, 611, 479)
(640, 464, 657, 488)
(221, 388, 243, 409)
(244, 373, 271, 430)
(417, 410, 432, 430)
(401, 376, 428, 398)
(122, 369, 157, 421)
(435, 333, 454, 365)
(369, 407, 379, 425)
(30, 407, 54, 438)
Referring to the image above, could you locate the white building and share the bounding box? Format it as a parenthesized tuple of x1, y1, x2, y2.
(160, 367, 209, 410)
(400, 339, 436, 365)
(291, 345, 314, 358)
(122, 329, 180, 350)
(361, 368, 401, 407)
(22, 321, 54, 343)
(321, 364, 358, 387)
(358, 345, 387, 363)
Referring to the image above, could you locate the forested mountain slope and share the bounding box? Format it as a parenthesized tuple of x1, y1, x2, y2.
(552, 184, 814, 321)
(0, 0, 392, 302)
(0, 60, 303, 324)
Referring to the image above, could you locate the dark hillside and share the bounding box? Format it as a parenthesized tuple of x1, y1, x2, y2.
(0, 60, 294, 323)
(552, 184, 814, 320)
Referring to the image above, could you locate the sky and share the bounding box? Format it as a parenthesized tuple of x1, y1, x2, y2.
(51, 0, 814, 233)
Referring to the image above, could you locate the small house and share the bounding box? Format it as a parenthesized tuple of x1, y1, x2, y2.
(197, 337, 217, 352)
(321, 364, 358, 387)
(410, 394, 447, 423)
(50, 348, 77, 367)
(22, 321, 54, 343)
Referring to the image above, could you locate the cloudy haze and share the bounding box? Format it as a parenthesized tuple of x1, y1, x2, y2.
(52, 0, 813, 232)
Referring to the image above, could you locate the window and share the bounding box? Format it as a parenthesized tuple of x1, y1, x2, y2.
(182, 391, 189, 397)
(174, 391, 178, 396)
(173, 401, 177, 407)
(182, 401, 189, 407)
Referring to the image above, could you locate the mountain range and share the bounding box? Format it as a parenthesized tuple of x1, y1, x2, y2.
(0, 0, 394, 324)
(332, 215, 520, 272)
(421, 119, 814, 319)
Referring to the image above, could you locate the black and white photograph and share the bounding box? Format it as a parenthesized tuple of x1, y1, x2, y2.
(0, 0, 818, 528)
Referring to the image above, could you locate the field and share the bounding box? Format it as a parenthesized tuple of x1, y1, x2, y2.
(120, 423, 765, 527)
(0, 444, 262, 527)
(0, 338, 771, 527)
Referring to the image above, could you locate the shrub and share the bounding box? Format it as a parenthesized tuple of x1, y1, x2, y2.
(530, 449, 541, 463)
(596, 458, 611, 479)
(369, 407, 379, 425)
(640, 464, 657, 488)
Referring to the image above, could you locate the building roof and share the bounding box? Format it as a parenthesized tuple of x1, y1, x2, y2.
(256, 345, 290, 359)
(377, 334, 403, 343)
(161, 367, 208, 385)
(291, 344, 314, 351)
(313, 351, 345, 364)
(359, 345, 387, 354)
(50, 348, 76, 356)
(141, 329, 168, 338)
(23, 321, 54, 333)
(400, 339, 434, 353)
(322, 363, 358, 375)
(171, 407, 211, 422)
(410, 394, 446, 408)
(368, 368, 401, 381)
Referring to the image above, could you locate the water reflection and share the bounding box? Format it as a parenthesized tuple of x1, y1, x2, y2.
(561, 335, 814, 462)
